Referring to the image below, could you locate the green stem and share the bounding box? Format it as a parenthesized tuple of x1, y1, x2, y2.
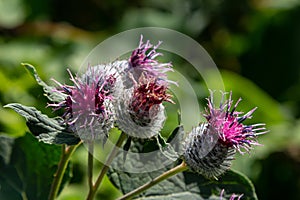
(86, 132, 127, 200)
(88, 142, 94, 192)
(117, 162, 188, 200)
(21, 191, 28, 200)
(48, 142, 81, 200)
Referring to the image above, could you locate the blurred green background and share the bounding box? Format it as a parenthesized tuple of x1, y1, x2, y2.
(1, 0, 300, 199)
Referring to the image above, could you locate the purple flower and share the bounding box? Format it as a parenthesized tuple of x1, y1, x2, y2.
(124, 35, 173, 88)
(183, 91, 267, 179)
(220, 189, 243, 200)
(49, 68, 116, 141)
(204, 91, 267, 154)
(228, 194, 243, 200)
(115, 74, 173, 138)
(129, 75, 173, 125)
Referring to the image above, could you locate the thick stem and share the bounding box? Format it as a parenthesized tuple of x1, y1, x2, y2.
(86, 132, 127, 200)
(88, 142, 94, 192)
(48, 142, 81, 200)
(117, 162, 188, 200)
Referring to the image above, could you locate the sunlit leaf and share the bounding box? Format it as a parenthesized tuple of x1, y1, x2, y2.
(4, 103, 80, 145)
(22, 63, 66, 103)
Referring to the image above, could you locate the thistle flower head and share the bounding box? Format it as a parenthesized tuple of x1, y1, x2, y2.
(125, 35, 173, 88)
(113, 36, 175, 138)
(183, 91, 267, 179)
(49, 68, 116, 141)
(129, 74, 173, 126)
(204, 90, 267, 154)
(115, 74, 173, 138)
(183, 123, 236, 179)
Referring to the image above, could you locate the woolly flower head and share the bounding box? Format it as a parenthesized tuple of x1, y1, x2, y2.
(115, 74, 173, 138)
(183, 123, 236, 179)
(183, 91, 267, 179)
(49, 67, 117, 141)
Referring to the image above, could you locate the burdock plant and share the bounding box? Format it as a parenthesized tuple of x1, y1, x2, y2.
(4, 36, 267, 200)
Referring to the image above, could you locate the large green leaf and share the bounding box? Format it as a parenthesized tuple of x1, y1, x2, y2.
(0, 133, 72, 200)
(109, 167, 257, 200)
(22, 63, 66, 103)
(4, 103, 80, 145)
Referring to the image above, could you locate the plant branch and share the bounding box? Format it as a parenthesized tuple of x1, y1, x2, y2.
(86, 132, 127, 200)
(48, 142, 81, 200)
(117, 161, 188, 200)
(88, 141, 94, 192)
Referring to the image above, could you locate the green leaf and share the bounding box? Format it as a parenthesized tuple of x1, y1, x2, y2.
(155, 125, 185, 161)
(120, 125, 184, 166)
(0, 135, 14, 165)
(0, 133, 72, 200)
(166, 125, 184, 155)
(156, 134, 178, 161)
(109, 167, 257, 200)
(4, 103, 80, 145)
(22, 63, 66, 102)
